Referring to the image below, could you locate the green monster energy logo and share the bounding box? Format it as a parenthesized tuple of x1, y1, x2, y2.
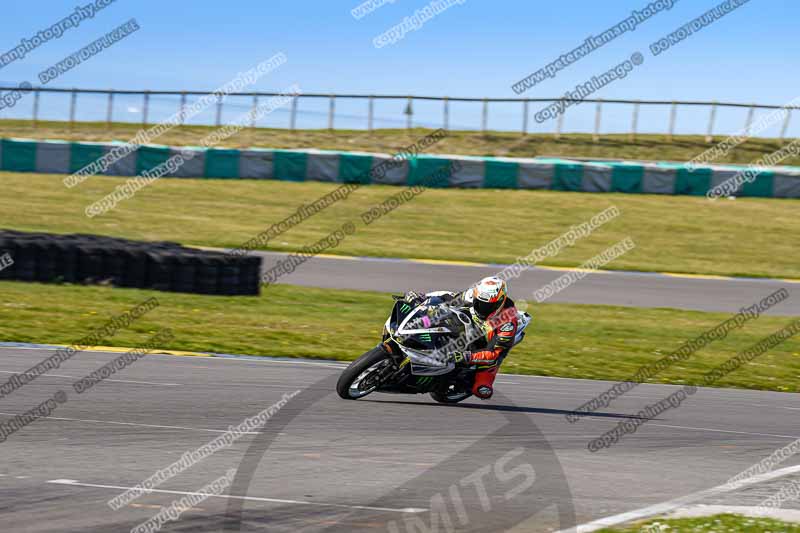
(416, 376, 434, 386)
(420, 333, 432, 342)
(400, 303, 411, 313)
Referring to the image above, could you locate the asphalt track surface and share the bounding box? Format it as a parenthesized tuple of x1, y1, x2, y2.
(1, 346, 799, 532)
(256, 252, 800, 316)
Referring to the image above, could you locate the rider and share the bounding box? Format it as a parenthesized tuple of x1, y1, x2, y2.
(404, 276, 518, 400)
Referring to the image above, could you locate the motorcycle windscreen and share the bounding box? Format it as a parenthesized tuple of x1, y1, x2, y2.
(390, 299, 417, 332)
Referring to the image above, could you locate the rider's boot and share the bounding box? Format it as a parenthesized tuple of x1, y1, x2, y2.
(472, 366, 498, 399)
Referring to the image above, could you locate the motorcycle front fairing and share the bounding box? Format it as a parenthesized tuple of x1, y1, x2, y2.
(383, 296, 534, 376)
(383, 297, 464, 376)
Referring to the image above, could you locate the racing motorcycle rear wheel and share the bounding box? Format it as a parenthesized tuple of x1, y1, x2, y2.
(429, 384, 472, 404)
(337, 346, 394, 400)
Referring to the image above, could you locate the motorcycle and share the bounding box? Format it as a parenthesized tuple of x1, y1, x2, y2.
(336, 293, 532, 403)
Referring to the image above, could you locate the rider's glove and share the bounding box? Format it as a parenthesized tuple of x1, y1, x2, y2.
(450, 351, 471, 366)
(404, 290, 425, 304)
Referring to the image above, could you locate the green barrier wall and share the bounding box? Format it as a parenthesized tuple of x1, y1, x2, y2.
(2, 138, 799, 199)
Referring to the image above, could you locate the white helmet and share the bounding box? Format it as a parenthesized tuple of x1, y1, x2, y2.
(469, 276, 508, 320)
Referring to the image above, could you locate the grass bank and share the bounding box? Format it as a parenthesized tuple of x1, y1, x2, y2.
(599, 514, 800, 532)
(1, 281, 798, 393)
(2, 119, 800, 165)
(1, 172, 798, 279)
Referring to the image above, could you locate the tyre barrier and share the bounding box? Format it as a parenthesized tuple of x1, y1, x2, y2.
(0, 230, 261, 296)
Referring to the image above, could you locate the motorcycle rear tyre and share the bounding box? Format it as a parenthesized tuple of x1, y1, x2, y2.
(429, 389, 472, 404)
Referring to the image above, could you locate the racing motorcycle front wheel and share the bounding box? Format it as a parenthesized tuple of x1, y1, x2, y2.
(337, 346, 394, 400)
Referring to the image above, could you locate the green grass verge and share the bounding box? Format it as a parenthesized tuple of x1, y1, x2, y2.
(1, 172, 798, 279)
(1, 281, 798, 393)
(600, 514, 800, 532)
(3, 119, 800, 165)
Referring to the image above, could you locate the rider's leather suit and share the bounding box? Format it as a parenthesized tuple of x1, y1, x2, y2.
(410, 290, 519, 399)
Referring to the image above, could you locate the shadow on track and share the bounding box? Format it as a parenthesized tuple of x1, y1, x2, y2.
(364, 397, 655, 420)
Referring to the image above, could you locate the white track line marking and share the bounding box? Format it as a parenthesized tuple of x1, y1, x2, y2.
(648, 423, 800, 440)
(555, 464, 800, 532)
(748, 403, 800, 411)
(0, 412, 260, 435)
(0, 370, 181, 386)
(129, 503, 164, 510)
(463, 404, 799, 440)
(564, 418, 800, 440)
(46, 479, 426, 514)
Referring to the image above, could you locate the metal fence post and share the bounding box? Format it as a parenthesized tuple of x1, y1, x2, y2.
(179, 91, 187, 125)
(106, 90, 114, 130)
(630, 101, 640, 142)
(367, 95, 374, 132)
(32, 88, 40, 128)
(215, 93, 223, 127)
(555, 109, 564, 139)
(781, 109, 792, 142)
(705, 101, 717, 143)
(142, 91, 150, 126)
(443, 97, 449, 131)
(668, 101, 677, 141)
(522, 100, 528, 135)
(328, 95, 335, 131)
(289, 95, 297, 131)
(251, 95, 259, 129)
(593, 99, 602, 142)
(744, 103, 755, 133)
(481, 97, 488, 134)
(69, 88, 77, 130)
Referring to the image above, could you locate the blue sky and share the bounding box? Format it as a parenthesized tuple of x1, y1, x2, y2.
(0, 0, 796, 135)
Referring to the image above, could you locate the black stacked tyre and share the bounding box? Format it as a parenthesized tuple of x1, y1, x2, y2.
(0, 230, 261, 296)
